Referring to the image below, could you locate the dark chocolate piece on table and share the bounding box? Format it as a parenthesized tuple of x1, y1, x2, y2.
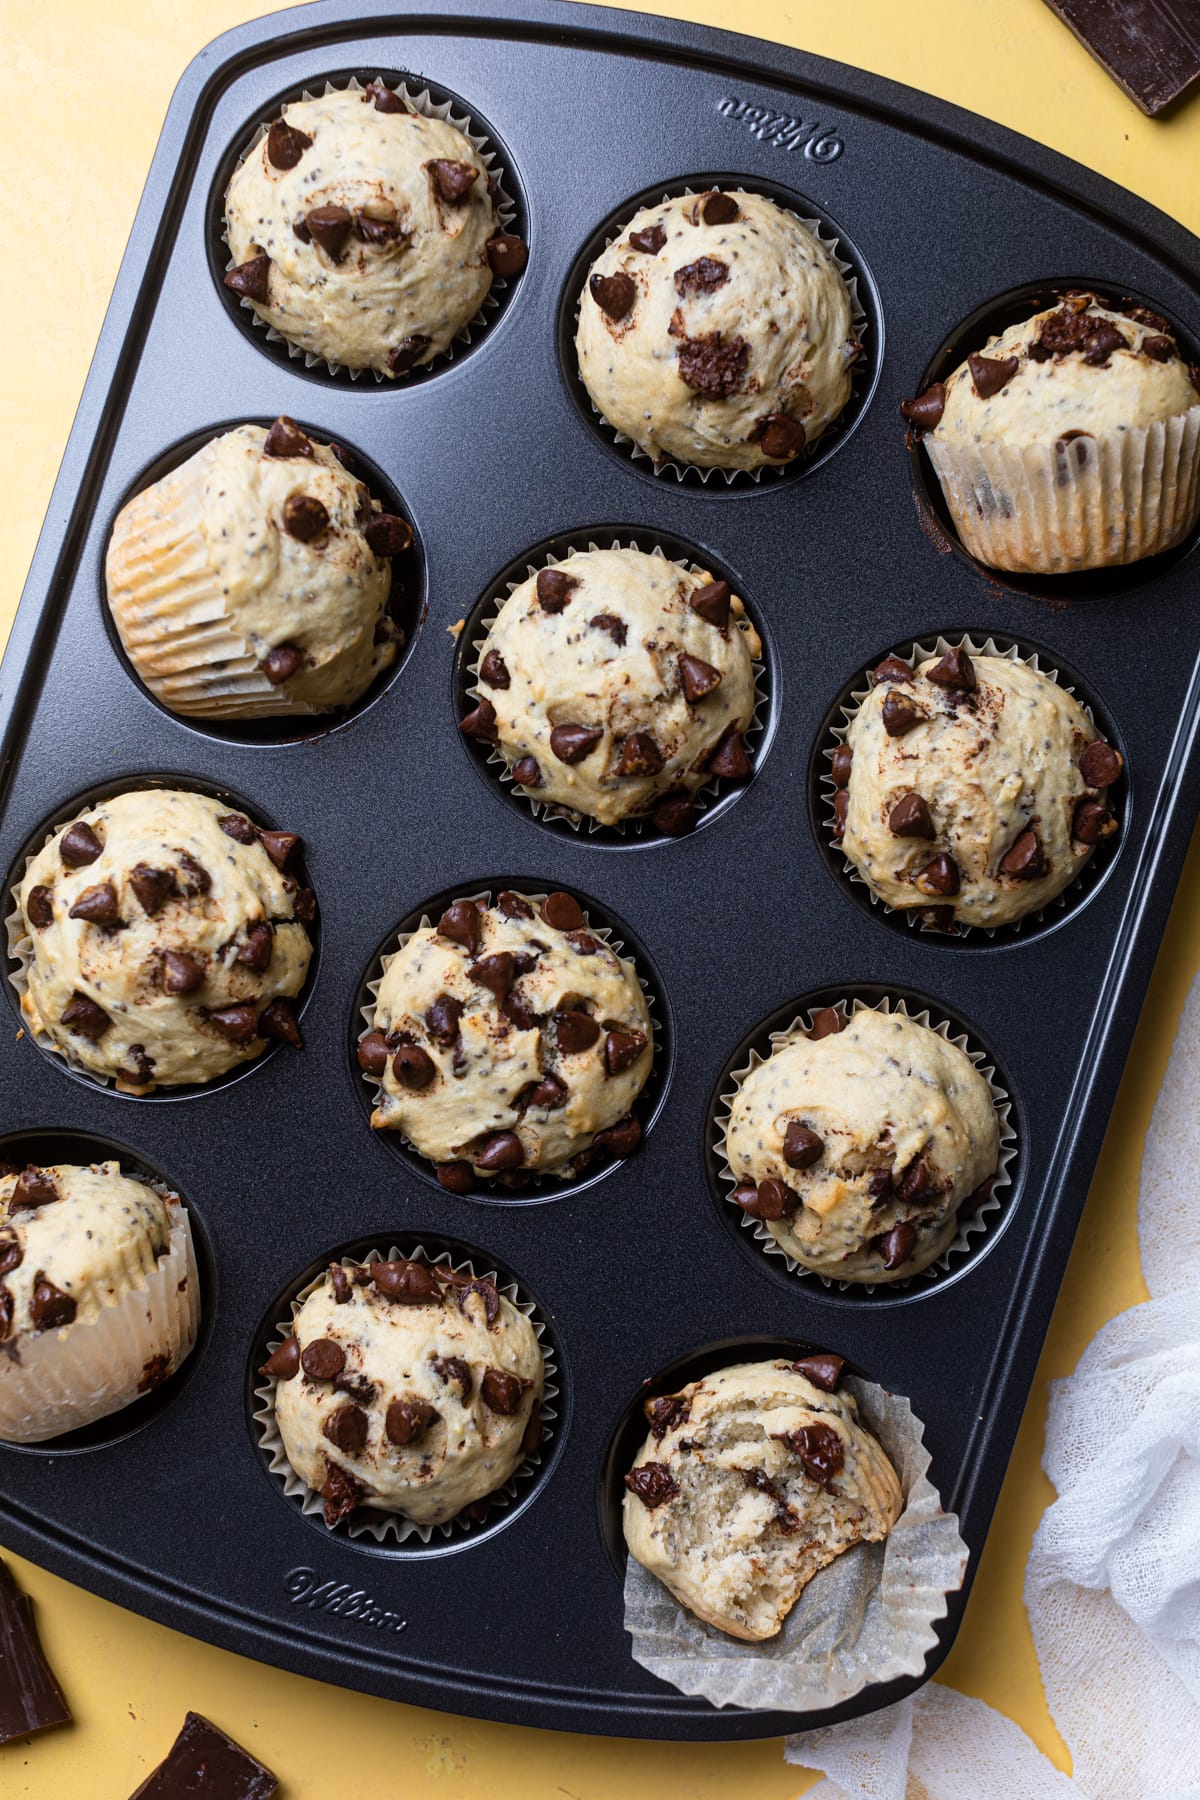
(128, 1710, 277, 1798)
(1041, 0, 1200, 115)
(0, 1556, 71, 1746)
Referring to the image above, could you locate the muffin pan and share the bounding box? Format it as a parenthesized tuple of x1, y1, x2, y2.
(1, 0, 1199, 1742)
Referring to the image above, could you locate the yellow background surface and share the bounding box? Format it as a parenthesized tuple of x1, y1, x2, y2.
(1, 1, 1198, 1793)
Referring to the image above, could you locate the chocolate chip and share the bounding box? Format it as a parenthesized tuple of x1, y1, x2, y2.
(292, 886, 317, 924)
(999, 828, 1047, 879)
(653, 793, 697, 835)
(674, 256, 728, 295)
(474, 1131, 523, 1171)
(899, 382, 946, 429)
(224, 255, 270, 301)
(428, 158, 479, 203)
(888, 792, 935, 839)
(832, 789, 848, 837)
(11, 1168, 58, 1211)
(362, 512, 413, 556)
(783, 1122, 824, 1170)
(355, 213, 404, 245)
(746, 1177, 799, 1220)
(589, 271, 636, 320)
(261, 997, 303, 1049)
(645, 1394, 690, 1438)
(422, 995, 461, 1049)
(615, 731, 664, 777)
(203, 1002, 259, 1044)
(60, 991, 110, 1040)
(486, 232, 527, 277)
(237, 923, 273, 973)
(60, 821, 102, 868)
(469, 950, 515, 1004)
(604, 1027, 647, 1076)
(689, 579, 731, 630)
(697, 190, 739, 225)
(25, 885, 53, 928)
(1073, 799, 1118, 844)
(432, 1354, 473, 1399)
(549, 723, 606, 773)
(67, 880, 120, 924)
(1142, 334, 1174, 361)
(624, 1462, 679, 1507)
(357, 1031, 390, 1078)
(537, 892, 583, 933)
(479, 649, 510, 689)
(555, 1008, 599, 1053)
(590, 613, 627, 646)
(497, 890, 534, 920)
(175, 851, 211, 896)
(678, 652, 722, 703)
(323, 1403, 368, 1454)
(565, 930, 602, 956)
(784, 1422, 844, 1489)
(0, 1286, 11, 1342)
(260, 643, 304, 685)
(293, 215, 311, 243)
(675, 331, 748, 398)
(260, 1335, 300, 1380)
(521, 1400, 544, 1455)
(830, 745, 853, 788)
(161, 950, 204, 994)
(128, 865, 171, 916)
(386, 336, 431, 375)
(329, 1264, 352, 1304)
(1123, 303, 1172, 333)
(438, 901, 481, 953)
(629, 223, 666, 253)
(481, 1367, 523, 1414)
(927, 647, 975, 690)
(29, 1274, 76, 1330)
(915, 853, 960, 897)
(258, 829, 300, 871)
(521, 1073, 568, 1112)
(792, 1353, 845, 1392)
(366, 78, 407, 113)
(218, 813, 256, 844)
(967, 352, 1019, 398)
(535, 567, 577, 613)
(895, 1157, 936, 1204)
(1080, 740, 1123, 787)
(386, 1399, 438, 1445)
(460, 697, 498, 745)
(593, 1115, 642, 1158)
(263, 416, 312, 459)
(437, 1160, 474, 1193)
(502, 757, 538, 793)
(282, 495, 329, 543)
(321, 1459, 364, 1524)
(877, 1221, 917, 1270)
(373, 1260, 442, 1303)
(301, 1338, 346, 1381)
(873, 656, 915, 686)
(882, 691, 922, 738)
(707, 728, 751, 779)
(1034, 304, 1128, 366)
(809, 1005, 845, 1040)
(266, 118, 312, 169)
(759, 413, 804, 458)
(303, 203, 352, 260)
(391, 1042, 435, 1089)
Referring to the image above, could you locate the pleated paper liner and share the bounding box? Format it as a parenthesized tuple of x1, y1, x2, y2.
(712, 993, 1017, 1297)
(253, 1241, 559, 1548)
(216, 73, 523, 385)
(355, 886, 666, 1201)
(560, 175, 877, 488)
(457, 531, 771, 843)
(814, 633, 1127, 944)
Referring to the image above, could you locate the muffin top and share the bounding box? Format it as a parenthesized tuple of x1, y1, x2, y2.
(15, 789, 314, 1091)
(838, 649, 1121, 930)
(106, 420, 404, 719)
(463, 546, 760, 829)
(919, 294, 1199, 448)
(269, 1257, 544, 1527)
(365, 890, 652, 1182)
(0, 1161, 173, 1342)
(723, 1006, 999, 1283)
(623, 1359, 902, 1641)
(575, 189, 858, 470)
(224, 85, 514, 376)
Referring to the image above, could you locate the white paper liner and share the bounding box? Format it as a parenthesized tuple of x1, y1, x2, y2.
(574, 185, 869, 485)
(358, 890, 660, 1184)
(221, 75, 519, 381)
(819, 635, 1114, 939)
(925, 407, 1200, 573)
(0, 1201, 200, 1443)
(624, 1376, 969, 1712)
(715, 995, 1016, 1292)
(253, 1242, 558, 1544)
(463, 538, 767, 837)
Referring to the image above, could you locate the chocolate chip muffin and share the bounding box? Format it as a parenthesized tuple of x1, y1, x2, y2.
(835, 647, 1122, 930)
(623, 1358, 902, 1641)
(460, 546, 759, 831)
(723, 1005, 1000, 1283)
(106, 419, 408, 720)
(0, 1160, 199, 1442)
(362, 891, 652, 1186)
(265, 1255, 544, 1528)
(904, 292, 1200, 572)
(576, 189, 859, 472)
(12, 789, 314, 1091)
(224, 83, 525, 377)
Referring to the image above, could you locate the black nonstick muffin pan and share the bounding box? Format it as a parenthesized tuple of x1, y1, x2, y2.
(2, 0, 1199, 1742)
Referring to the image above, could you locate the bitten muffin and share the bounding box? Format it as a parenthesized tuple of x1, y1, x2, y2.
(835, 647, 1122, 930)
(623, 1358, 902, 1641)
(13, 789, 314, 1091)
(106, 419, 409, 720)
(723, 1005, 999, 1282)
(0, 1161, 199, 1442)
(903, 292, 1200, 572)
(362, 890, 652, 1185)
(460, 546, 759, 831)
(576, 188, 859, 471)
(265, 1256, 544, 1527)
(224, 82, 526, 377)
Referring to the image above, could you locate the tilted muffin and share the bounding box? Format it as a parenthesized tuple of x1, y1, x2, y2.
(12, 789, 314, 1091)
(623, 1358, 902, 1641)
(724, 1005, 999, 1282)
(460, 546, 759, 831)
(576, 188, 859, 472)
(265, 1255, 544, 1527)
(834, 646, 1122, 930)
(0, 1160, 200, 1442)
(362, 890, 652, 1186)
(224, 82, 525, 377)
(106, 419, 408, 721)
(903, 292, 1200, 572)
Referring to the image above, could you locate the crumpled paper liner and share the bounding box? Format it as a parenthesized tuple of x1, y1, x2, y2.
(253, 1241, 558, 1544)
(925, 408, 1200, 573)
(624, 1377, 968, 1712)
(0, 1202, 200, 1442)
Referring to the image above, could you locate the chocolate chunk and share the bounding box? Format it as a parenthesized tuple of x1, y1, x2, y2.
(479, 648, 510, 689)
(783, 1122, 824, 1170)
(60, 991, 110, 1040)
(260, 643, 304, 685)
(629, 223, 666, 254)
(259, 1335, 300, 1380)
(301, 1338, 346, 1381)
(59, 821, 102, 868)
(830, 744, 853, 788)
(438, 901, 481, 953)
(697, 190, 739, 225)
(362, 512, 413, 556)
(470, 950, 516, 1003)
(759, 412, 804, 459)
(967, 352, 1019, 398)
(366, 78, 407, 113)
(1080, 740, 1123, 787)
(707, 728, 751, 779)
(1033, 304, 1129, 366)
(521, 1073, 568, 1111)
(373, 1260, 442, 1304)
(653, 793, 697, 835)
(593, 1115, 642, 1157)
(1142, 334, 1175, 362)
(1073, 799, 1118, 844)
(304, 204, 352, 260)
(0, 1557, 71, 1748)
(535, 567, 577, 613)
(267, 117, 312, 169)
(674, 256, 728, 295)
(25, 885, 53, 929)
(792, 1353, 845, 1393)
(809, 1005, 845, 1039)
(460, 698, 498, 744)
(888, 792, 935, 838)
(927, 647, 975, 690)
(521, 1400, 545, 1456)
(392, 1042, 435, 1089)
(675, 331, 748, 398)
(589, 271, 636, 320)
(282, 495, 329, 542)
(11, 1168, 58, 1211)
(882, 691, 922, 738)
(257, 829, 299, 872)
(428, 158, 478, 203)
(645, 1394, 690, 1438)
(590, 613, 627, 646)
(130, 1711, 277, 1799)
(386, 1398, 438, 1445)
(542, 891, 585, 931)
(321, 1459, 364, 1526)
(387, 336, 432, 375)
(161, 950, 204, 994)
(555, 1008, 600, 1053)
(832, 789, 848, 837)
(624, 1462, 680, 1507)
(224, 255, 271, 301)
(877, 1220, 917, 1270)
(783, 1422, 844, 1489)
(323, 1403, 368, 1454)
(237, 923, 273, 973)
(689, 579, 731, 630)
(474, 1131, 524, 1171)
(259, 998, 302, 1047)
(615, 731, 664, 777)
(68, 880, 120, 924)
(999, 828, 1047, 879)
(481, 1367, 523, 1414)
(425, 994, 463, 1047)
(678, 652, 722, 702)
(604, 1027, 647, 1075)
(486, 232, 527, 277)
(1123, 304, 1173, 333)
(432, 1354, 472, 1398)
(355, 213, 404, 245)
(899, 381, 946, 429)
(915, 853, 960, 897)
(218, 813, 256, 844)
(203, 1002, 258, 1044)
(29, 1274, 75, 1330)
(497, 890, 534, 920)
(263, 416, 312, 459)
(175, 851, 211, 897)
